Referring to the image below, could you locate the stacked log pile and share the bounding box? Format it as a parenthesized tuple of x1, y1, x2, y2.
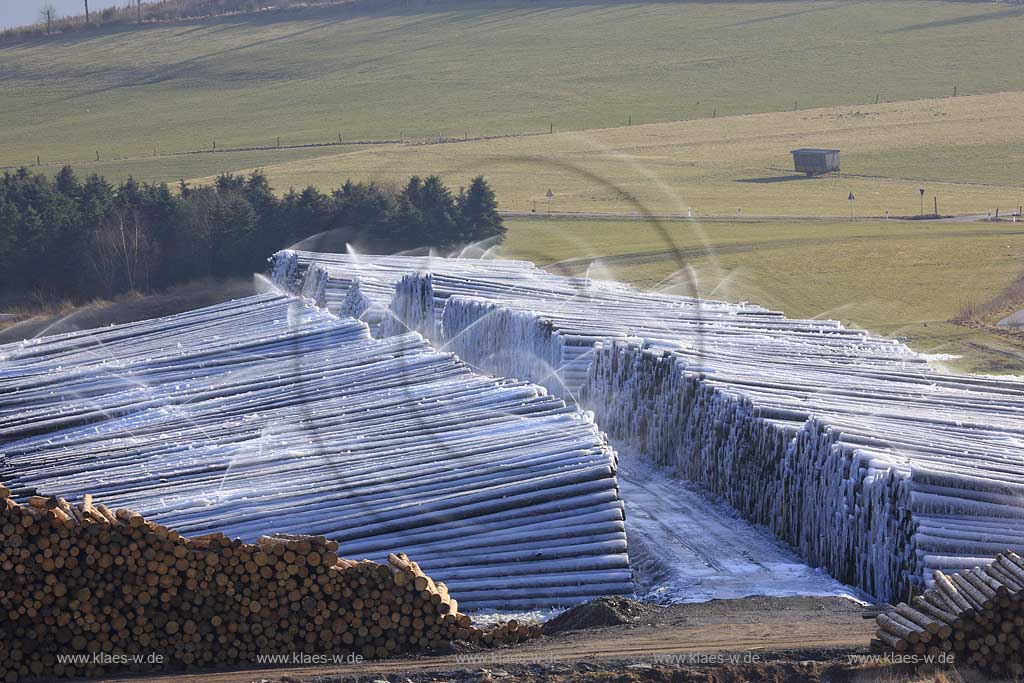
(0, 294, 631, 611)
(580, 341, 1024, 602)
(0, 489, 540, 682)
(270, 250, 543, 336)
(874, 551, 1024, 677)
(279, 252, 1024, 604)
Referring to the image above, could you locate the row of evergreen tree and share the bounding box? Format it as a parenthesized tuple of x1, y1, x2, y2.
(0, 167, 503, 301)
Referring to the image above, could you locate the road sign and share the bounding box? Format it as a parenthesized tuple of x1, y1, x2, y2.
(848, 192, 855, 201)
(546, 189, 554, 199)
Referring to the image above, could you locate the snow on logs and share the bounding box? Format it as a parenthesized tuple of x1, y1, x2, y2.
(275, 252, 1024, 604)
(874, 551, 1024, 677)
(0, 492, 539, 682)
(0, 293, 630, 611)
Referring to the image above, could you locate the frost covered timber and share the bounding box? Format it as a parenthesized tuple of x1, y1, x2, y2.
(0, 294, 631, 610)
(269, 250, 548, 336)
(283, 252, 1024, 604)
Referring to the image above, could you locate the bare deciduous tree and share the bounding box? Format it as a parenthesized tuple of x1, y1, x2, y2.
(39, 3, 57, 34)
(89, 210, 157, 296)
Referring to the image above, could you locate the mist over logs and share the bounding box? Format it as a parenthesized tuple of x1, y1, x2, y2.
(274, 251, 1024, 604)
(0, 293, 630, 611)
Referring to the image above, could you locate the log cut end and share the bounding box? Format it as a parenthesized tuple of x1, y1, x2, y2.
(0, 493, 538, 682)
(874, 551, 1024, 676)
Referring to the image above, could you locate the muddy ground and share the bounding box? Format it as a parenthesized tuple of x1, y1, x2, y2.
(89, 596, 985, 683)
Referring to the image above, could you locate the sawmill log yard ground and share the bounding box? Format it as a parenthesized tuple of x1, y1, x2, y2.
(87, 597, 879, 683)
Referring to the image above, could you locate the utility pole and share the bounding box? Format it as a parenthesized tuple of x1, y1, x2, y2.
(84, 0, 89, 23)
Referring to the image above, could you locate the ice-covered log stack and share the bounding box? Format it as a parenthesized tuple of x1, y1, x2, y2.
(269, 250, 546, 336)
(580, 340, 1024, 601)
(0, 294, 631, 611)
(0, 490, 539, 682)
(279, 252, 1024, 604)
(874, 551, 1024, 677)
(0, 293, 369, 438)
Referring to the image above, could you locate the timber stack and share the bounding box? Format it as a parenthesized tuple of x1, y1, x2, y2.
(0, 489, 534, 682)
(273, 251, 1024, 605)
(0, 294, 632, 610)
(874, 551, 1024, 677)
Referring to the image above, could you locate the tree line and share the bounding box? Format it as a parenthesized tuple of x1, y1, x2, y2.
(0, 166, 503, 302)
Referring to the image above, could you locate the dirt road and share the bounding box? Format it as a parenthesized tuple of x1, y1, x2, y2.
(90, 597, 876, 683)
(618, 455, 855, 603)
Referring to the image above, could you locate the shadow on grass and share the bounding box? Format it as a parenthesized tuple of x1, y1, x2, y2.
(1, 0, 894, 50)
(883, 5, 1024, 34)
(735, 174, 812, 184)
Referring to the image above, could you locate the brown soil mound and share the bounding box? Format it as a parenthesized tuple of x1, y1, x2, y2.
(543, 596, 658, 634)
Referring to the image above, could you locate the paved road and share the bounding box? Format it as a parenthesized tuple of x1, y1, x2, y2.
(502, 210, 1000, 223)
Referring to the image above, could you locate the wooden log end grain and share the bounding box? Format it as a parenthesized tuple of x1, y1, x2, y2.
(0, 493, 537, 682)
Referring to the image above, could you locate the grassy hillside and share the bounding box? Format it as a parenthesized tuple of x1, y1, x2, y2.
(500, 217, 1024, 374)
(3, 0, 1024, 178)
(232, 92, 1024, 217)
(4, 0, 1023, 372)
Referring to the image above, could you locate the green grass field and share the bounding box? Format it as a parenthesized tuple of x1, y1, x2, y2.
(3, 0, 1024, 178)
(500, 217, 1024, 374)
(3, 0, 1024, 372)
(236, 92, 1024, 217)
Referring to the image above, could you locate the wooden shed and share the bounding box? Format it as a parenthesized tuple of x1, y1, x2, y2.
(791, 148, 840, 176)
